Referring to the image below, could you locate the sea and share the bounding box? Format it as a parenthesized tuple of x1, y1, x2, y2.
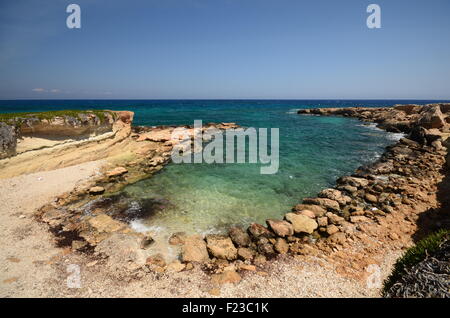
(1, 99, 447, 240)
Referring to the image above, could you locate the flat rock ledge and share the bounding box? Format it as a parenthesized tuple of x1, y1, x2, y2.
(36, 104, 450, 283)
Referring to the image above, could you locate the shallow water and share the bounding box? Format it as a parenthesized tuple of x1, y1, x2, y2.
(0, 99, 413, 239)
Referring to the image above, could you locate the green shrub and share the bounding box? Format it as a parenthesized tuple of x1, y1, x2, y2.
(382, 228, 450, 295)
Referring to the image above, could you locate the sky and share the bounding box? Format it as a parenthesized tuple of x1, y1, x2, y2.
(0, 0, 449, 100)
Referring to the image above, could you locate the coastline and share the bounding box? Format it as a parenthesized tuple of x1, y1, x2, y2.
(1, 103, 449, 297)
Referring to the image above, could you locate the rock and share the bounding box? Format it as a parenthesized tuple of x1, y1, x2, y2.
(302, 197, 340, 212)
(285, 213, 318, 234)
(205, 235, 238, 260)
(228, 227, 251, 247)
(237, 247, 256, 261)
(239, 264, 256, 271)
(211, 270, 241, 285)
(247, 223, 273, 239)
(274, 238, 289, 254)
(293, 204, 327, 217)
(89, 186, 105, 195)
(168, 232, 186, 245)
(394, 104, 420, 114)
(418, 104, 446, 129)
(349, 216, 370, 223)
(317, 216, 328, 227)
(365, 193, 378, 204)
(327, 232, 346, 245)
(254, 254, 267, 265)
(341, 185, 358, 194)
(140, 234, 154, 249)
(266, 219, 294, 237)
(318, 188, 351, 206)
(337, 176, 369, 188)
(299, 210, 316, 219)
(257, 238, 275, 256)
(181, 235, 210, 263)
(88, 214, 128, 233)
(326, 212, 345, 225)
(326, 225, 339, 235)
(106, 167, 128, 177)
(166, 260, 186, 272)
(146, 254, 166, 267)
(0, 122, 17, 159)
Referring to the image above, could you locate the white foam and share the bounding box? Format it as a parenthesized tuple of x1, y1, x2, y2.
(129, 219, 165, 233)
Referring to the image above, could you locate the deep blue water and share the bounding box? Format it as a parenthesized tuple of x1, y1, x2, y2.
(1, 99, 447, 236)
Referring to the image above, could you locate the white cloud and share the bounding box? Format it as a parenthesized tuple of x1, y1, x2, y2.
(32, 88, 46, 92)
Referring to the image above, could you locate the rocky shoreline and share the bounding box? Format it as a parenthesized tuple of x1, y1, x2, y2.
(30, 103, 450, 285)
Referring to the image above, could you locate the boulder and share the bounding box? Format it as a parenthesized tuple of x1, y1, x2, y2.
(274, 238, 289, 254)
(418, 105, 446, 129)
(106, 167, 128, 177)
(166, 260, 186, 272)
(205, 235, 238, 260)
(299, 210, 316, 219)
(337, 176, 369, 188)
(326, 225, 339, 235)
(88, 214, 129, 233)
(365, 193, 378, 204)
(168, 232, 186, 245)
(327, 232, 346, 245)
(285, 213, 318, 234)
(237, 247, 256, 261)
(228, 227, 251, 247)
(89, 186, 105, 195)
(266, 219, 294, 237)
(293, 204, 326, 217)
(247, 223, 273, 239)
(181, 235, 210, 263)
(146, 253, 166, 267)
(326, 212, 345, 225)
(0, 122, 17, 159)
(302, 197, 340, 212)
(318, 188, 351, 206)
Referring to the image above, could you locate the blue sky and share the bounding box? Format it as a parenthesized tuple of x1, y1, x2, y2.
(0, 0, 449, 99)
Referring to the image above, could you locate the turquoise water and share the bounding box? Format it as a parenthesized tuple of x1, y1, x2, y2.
(0, 99, 437, 235)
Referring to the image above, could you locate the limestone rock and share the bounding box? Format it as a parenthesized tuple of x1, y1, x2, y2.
(237, 247, 256, 261)
(166, 260, 186, 272)
(181, 235, 210, 263)
(293, 204, 327, 217)
(274, 238, 289, 254)
(205, 235, 238, 260)
(89, 186, 105, 195)
(228, 227, 251, 247)
(88, 214, 128, 233)
(266, 219, 294, 237)
(168, 232, 186, 245)
(318, 188, 351, 206)
(211, 270, 241, 285)
(106, 167, 128, 177)
(302, 197, 340, 212)
(285, 213, 318, 234)
(247, 223, 273, 239)
(327, 232, 346, 245)
(418, 104, 446, 129)
(365, 193, 378, 204)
